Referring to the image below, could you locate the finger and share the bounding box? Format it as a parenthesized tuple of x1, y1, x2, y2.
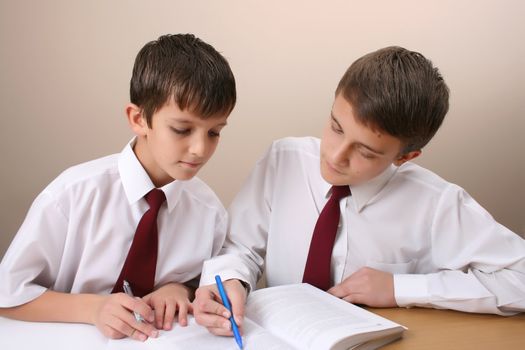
(106, 314, 149, 342)
(195, 311, 233, 330)
(163, 301, 176, 330)
(207, 325, 234, 337)
(131, 317, 160, 339)
(100, 324, 126, 340)
(115, 304, 159, 339)
(128, 328, 149, 342)
(196, 298, 231, 319)
(176, 303, 188, 327)
(225, 280, 246, 326)
(342, 295, 357, 303)
(342, 292, 367, 306)
(327, 283, 347, 298)
(153, 300, 166, 330)
(120, 294, 155, 323)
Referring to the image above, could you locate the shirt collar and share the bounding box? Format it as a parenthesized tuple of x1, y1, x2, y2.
(321, 164, 398, 213)
(350, 164, 398, 212)
(118, 138, 183, 212)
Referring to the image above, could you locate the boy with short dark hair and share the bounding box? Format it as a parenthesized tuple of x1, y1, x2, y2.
(0, 33, 236, 341)
(193, 46, 525, 337)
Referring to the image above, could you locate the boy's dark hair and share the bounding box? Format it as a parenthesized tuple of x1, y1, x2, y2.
(130, 34, 236, 127)
(336, 46, 449, 153)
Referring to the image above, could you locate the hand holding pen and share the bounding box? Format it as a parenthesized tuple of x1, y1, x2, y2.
(215, 275, 244, 349)
(123, 280, 146, 322)
(111, 280, 159, 341)
(91, 283, 157, 341)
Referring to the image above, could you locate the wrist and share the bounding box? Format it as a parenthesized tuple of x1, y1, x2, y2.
(238, 280, 250, 294)
(85, 294, 106, 325)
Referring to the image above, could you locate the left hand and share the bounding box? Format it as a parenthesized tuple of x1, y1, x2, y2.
(327, 267, 397, 307)
(142, 283, 193, 330)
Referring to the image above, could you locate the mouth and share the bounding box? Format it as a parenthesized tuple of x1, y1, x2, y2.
(179, 161, 202, 169)
(324, 159, 345, 175)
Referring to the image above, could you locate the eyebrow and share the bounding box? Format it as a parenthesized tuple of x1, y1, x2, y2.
(170, 118, 228, 127)
(330, 112, 385, 155)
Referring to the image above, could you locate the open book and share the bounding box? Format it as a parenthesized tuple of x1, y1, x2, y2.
(108, 283, 405, 350)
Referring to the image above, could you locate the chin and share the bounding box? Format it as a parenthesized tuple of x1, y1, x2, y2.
(176, 173, 196, 181)
(320, 166, 344, 186)
(167, 169, 195, 181)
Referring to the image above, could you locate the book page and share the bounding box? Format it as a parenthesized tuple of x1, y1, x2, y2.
(106, 316, 295, 350)
(245, 284, 404, 350)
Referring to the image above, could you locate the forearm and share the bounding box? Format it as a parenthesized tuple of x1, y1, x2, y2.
(394, 268, 525, 315)
(0, 290, 104, 324)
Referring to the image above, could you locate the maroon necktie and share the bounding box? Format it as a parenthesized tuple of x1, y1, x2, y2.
(112, 188, 166, 297)
(302, 185, 351, 291)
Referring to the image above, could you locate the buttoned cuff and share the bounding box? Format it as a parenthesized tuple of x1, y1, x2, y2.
(200, 269, 250, 289)
(393, 274, 430, 307)
(200, 257, 256, 294)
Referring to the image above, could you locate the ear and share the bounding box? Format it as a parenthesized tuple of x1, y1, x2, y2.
(125, 103, 148, 136)
(393, 149, 421, 166)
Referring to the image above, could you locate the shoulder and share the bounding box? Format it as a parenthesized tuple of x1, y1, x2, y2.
(250, 137, 322, 188)
(261, 136, 320, 164)
(45, 153, 120, 196)
(178, 177, 226, 217)
(268, 136, 320, 154)
(392, 162, 478, 206)
(394, 162, 452, 193)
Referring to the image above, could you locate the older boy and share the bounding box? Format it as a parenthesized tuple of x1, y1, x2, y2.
(193, 46, 525, 337)
(0, 34, 236, 341)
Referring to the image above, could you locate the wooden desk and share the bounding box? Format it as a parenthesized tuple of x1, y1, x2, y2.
(369, 307, 525, 349)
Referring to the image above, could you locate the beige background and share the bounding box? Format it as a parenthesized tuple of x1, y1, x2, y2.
(0, 0, 524, 259)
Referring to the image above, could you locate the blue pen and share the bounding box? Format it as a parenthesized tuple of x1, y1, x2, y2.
(215, 275, 243, 349)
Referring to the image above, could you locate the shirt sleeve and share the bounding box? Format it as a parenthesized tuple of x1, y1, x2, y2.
(394, 184, 525, 315)
(0, 190, 69, 307)
(200, 145, 276, 291)
(210, 209, 228, 257)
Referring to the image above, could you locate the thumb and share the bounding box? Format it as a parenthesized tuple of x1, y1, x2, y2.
(226, 280, 247, 326)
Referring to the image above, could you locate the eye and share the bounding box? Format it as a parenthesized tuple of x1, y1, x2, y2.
(360, 151, 376, 159)
(171, 127, 191, 135)
(330, 121, 343, 134)
(208, 130, 221, 138)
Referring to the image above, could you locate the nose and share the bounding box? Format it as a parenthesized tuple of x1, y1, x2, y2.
(332, 143, 350, 167)
(188, 133, 209, 158)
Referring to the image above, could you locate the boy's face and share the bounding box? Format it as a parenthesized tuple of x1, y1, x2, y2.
(320, 94, 418, 186)
(128, 98, 228, 187)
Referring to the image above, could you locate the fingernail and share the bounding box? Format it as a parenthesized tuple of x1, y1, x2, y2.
(222, 311, 230, 318)
(235, 315, 243, 326)
(139, 333, 147, 342)
(223, 322, 231, 330)
(164, 322, 172, 330)
(151, 330, 159, 338)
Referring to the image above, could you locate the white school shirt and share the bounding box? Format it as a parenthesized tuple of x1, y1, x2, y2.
(0, 139, 227, 307)
(201, 137, 525, 315)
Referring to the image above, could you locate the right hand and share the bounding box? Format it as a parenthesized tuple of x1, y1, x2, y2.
(92, 293, 159, 341)
(193, 279, 247, 336)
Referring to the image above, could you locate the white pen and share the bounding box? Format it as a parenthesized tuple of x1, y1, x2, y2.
(123, 280, 145, 323)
